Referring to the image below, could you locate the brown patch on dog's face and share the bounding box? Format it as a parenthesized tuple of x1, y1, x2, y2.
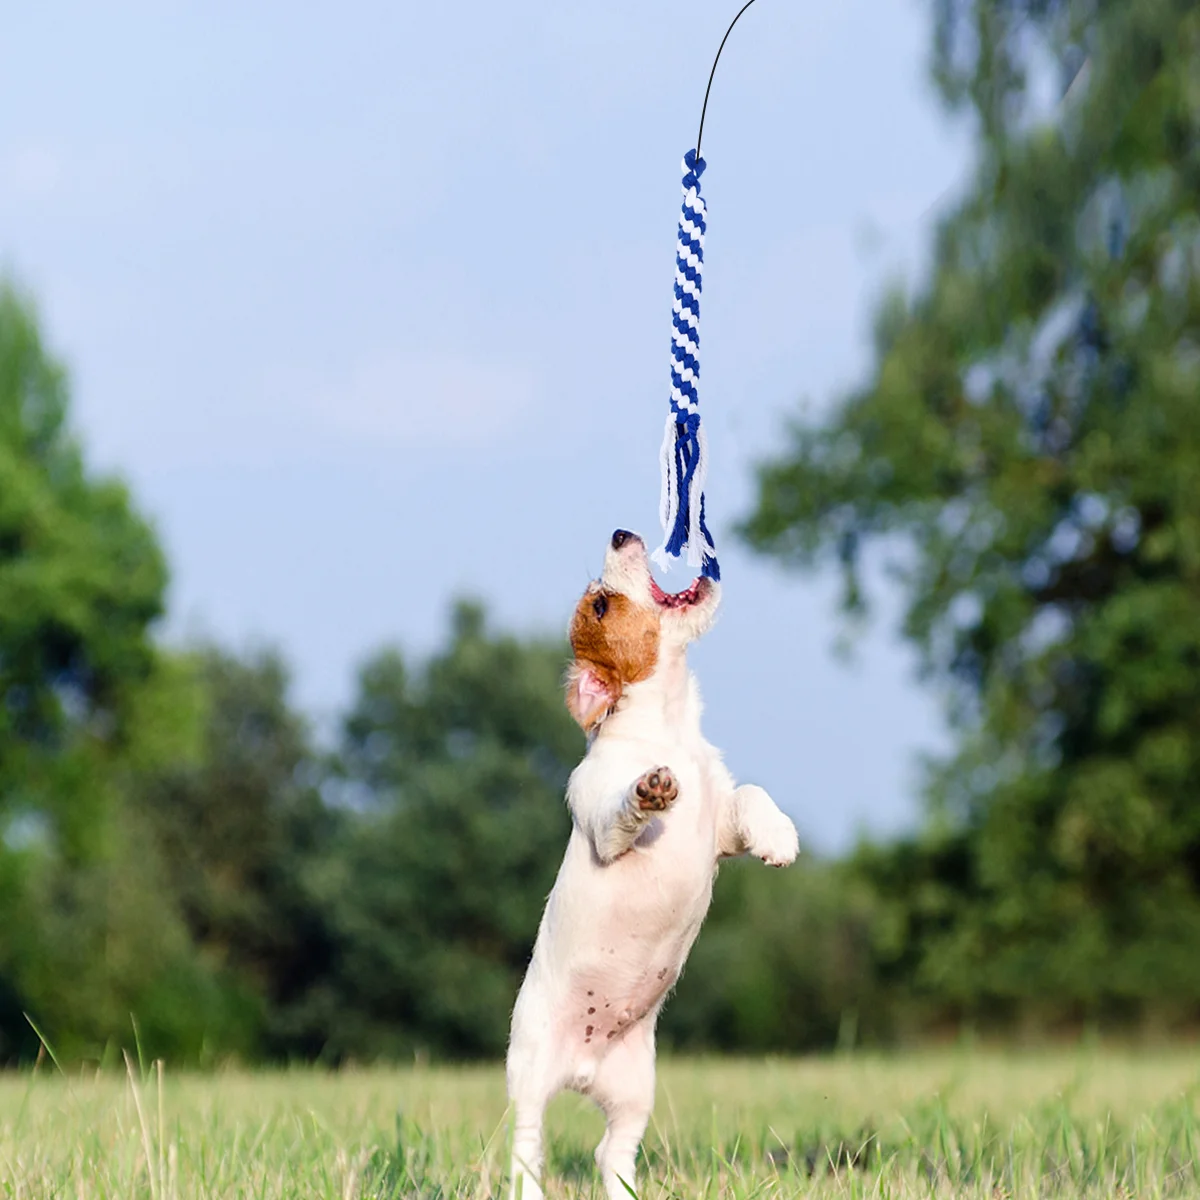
(570, 588, 660, 682)
(565, 586, 660, 730)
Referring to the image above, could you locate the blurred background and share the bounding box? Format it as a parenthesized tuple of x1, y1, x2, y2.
(1, 0, 1197, 1064)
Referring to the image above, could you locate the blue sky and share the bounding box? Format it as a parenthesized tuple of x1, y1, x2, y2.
(1, 1, 971, 852)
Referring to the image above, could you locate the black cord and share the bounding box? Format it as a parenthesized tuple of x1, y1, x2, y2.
(695, 0, 761, 161)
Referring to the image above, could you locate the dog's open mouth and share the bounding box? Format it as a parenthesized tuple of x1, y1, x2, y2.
(649, 576, 709, 609)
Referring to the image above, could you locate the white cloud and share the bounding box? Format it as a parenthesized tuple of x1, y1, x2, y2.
(66, 341, 541, 477)
(278, 352, 539, 448)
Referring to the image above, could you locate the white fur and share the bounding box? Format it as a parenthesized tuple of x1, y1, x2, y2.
(506, 537, 799, 1200)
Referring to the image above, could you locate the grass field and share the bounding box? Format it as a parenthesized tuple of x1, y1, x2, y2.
(1, 1050, 1198, 1198)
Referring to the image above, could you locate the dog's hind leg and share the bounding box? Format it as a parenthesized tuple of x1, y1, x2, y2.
(588, 1022, 657, 1200)
(507, 1069, 553, 1200)
(506, 1012, 559, 1200)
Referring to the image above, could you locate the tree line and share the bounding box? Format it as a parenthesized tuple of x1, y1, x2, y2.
(3, 0, 1199, 1063)
(0, 307, 868, 1063)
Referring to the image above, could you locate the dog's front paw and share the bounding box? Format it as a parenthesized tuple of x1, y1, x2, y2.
(634, 766, 678, 812)
(756, 815, 800, 867)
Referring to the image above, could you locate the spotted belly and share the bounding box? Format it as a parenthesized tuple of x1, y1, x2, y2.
(564, 963, 681, 1050)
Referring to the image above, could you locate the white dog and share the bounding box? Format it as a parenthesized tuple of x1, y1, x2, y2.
(506, 530, 799, 1200)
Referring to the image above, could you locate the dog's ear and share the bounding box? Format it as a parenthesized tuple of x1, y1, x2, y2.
(565, 660, 619, 730)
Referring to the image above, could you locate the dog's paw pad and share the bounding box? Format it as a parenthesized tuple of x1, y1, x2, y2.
(634, 766, 678, 811)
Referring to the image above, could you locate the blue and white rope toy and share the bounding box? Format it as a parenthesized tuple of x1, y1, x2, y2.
(652, 149, 720, 582)
(651, 0, 762, 582)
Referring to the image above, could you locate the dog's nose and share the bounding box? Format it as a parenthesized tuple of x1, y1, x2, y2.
(611, 529, 637, 551)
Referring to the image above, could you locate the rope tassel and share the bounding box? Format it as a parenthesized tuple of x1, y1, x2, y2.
(653, 149, 720, 581)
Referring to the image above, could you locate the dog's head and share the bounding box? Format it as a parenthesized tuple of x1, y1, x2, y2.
(565, 530, 721, 730)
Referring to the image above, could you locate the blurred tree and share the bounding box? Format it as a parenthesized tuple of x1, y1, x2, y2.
(742, 0, 1200, 1028)
(134, 647, 338, 1058)
(0, 283, 235, 1061)
(307, 601, 579, 1060)
(0, 281, 165, 855)
(663, 856, 879, 1053)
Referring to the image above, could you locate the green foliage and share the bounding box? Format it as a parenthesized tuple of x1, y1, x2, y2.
(742, 0, 1200, 1028)
(664, 858, 877, 1053)
(0, 282, 165, 852)
(133, 647, 336, 1059)
(304, 601, 580, 1060)
(0, 283, 241, 1063)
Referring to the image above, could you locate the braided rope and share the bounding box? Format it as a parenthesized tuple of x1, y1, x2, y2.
(653, 149, 720, 581)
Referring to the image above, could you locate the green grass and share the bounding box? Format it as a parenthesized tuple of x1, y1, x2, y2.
(1, 1050, 1198, 1197)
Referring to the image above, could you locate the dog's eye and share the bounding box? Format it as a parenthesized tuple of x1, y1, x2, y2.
(593, 594, 608, 620)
